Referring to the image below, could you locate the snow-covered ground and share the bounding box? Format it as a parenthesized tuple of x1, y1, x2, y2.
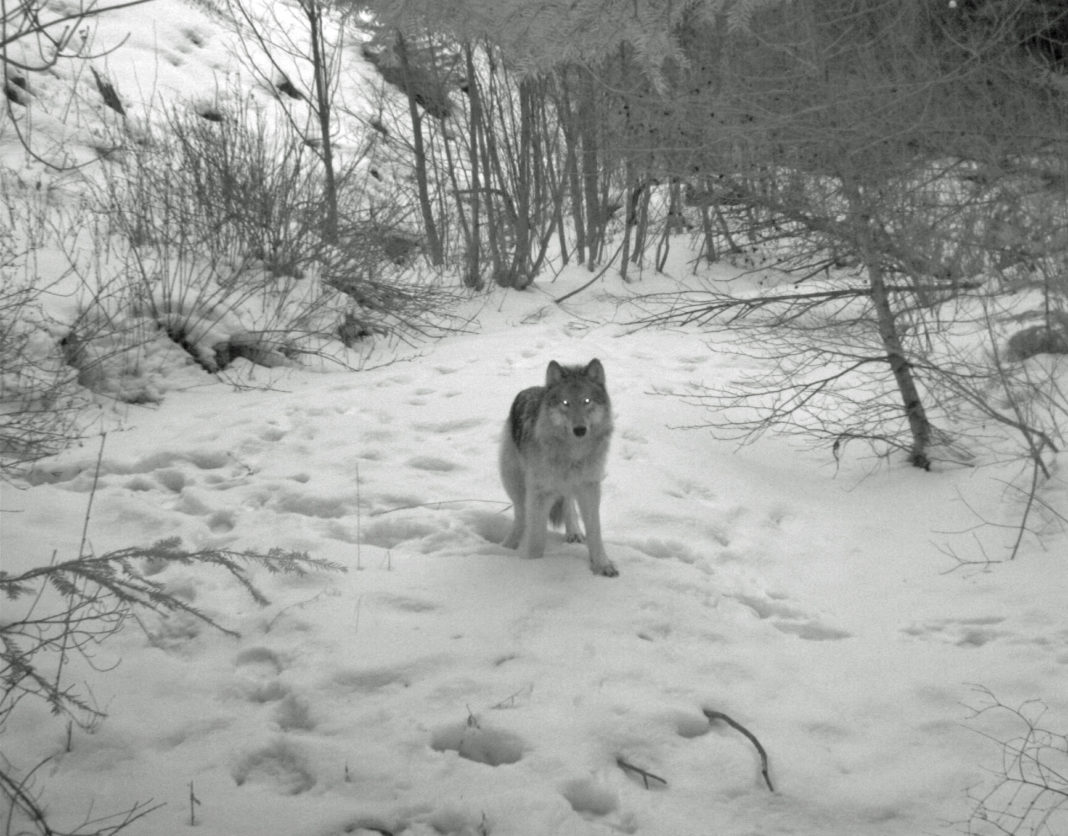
(2, 2, 1067, 835)
(4, 276, 1067, 836)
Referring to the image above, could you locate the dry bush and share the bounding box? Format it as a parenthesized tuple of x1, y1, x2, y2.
(87, 94, 462, 386)
(0, 174, 91, 478)
(1, 529, 343, 835)
(965, 687, 1068, 836)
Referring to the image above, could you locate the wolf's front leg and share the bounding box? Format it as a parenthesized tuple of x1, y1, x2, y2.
(563, 498, 584, 543)
(502, 482, 524, 549)
(503, 517, 523, 550)
(575, 482, 617, 577)
(499, 436, 525, 550)
(519, 487, 553, 560)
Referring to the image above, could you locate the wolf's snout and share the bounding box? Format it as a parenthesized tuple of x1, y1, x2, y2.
(573, 426, 587, 437)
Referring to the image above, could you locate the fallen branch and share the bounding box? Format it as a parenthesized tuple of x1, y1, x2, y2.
(615, 756, 667, 789)
(703, 708, 775, 792)
(370, 499, 510, 517)
(553, 241, 625, 306)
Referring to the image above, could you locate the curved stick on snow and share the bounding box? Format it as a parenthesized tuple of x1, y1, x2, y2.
(553, 241, 625, 306)
(703, 708, 775, 792)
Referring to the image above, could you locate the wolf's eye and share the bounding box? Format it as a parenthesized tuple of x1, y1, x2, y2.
(560, 399, 569, 407)
(583, 398, 591, 405)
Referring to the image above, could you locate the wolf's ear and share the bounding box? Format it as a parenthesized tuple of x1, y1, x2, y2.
(546, 360, 565, 385)
(584, 358, 605, 385)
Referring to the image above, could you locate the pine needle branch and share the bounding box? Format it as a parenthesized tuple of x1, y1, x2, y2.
(1, 539, 345, 729)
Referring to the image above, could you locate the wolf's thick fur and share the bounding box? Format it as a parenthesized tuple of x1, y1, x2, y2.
(499, 359, 617, 577)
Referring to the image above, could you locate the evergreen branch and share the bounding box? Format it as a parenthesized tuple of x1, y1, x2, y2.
(1, 539, 345, 729)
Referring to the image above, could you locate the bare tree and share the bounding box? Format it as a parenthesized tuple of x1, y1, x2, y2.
(626, 0, 1068, 470)
(219, 0, 350, 243)
(1, 0, 156, 65)
(2, 0, 158, 168)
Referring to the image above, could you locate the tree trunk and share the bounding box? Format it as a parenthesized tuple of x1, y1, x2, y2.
(844, 178, 933, 470)
(304, 0, 337, 244)
(508, 78, 535, 288)
(460, 43, 482, 288)
(868, 257, 933, 470)
(577, 76, 602, 269)
(396, 30, 443, 266)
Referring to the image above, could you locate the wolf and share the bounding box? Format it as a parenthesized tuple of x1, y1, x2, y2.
(499, 358, 617, 577)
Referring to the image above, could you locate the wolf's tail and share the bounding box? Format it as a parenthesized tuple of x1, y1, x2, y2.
(549, 498, 565, 528)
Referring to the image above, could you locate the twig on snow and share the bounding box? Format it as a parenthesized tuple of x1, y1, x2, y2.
(616, 756, 668, 789)
(370, 499, 510, 516)
(703, 708, 775, 792)
(553, 241, 625, 306)
(189, 781, 201, 826)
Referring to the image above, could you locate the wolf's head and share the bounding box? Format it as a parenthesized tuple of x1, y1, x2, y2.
(543, 359, 611, 439)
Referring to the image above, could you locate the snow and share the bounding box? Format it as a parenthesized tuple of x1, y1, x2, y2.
(4, 280, 1067, 836)
(2, 2, 1067, 835)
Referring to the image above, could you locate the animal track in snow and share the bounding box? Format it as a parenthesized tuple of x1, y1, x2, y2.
(181, 26, 208, 49)
(145, 610, 204, 650)
(272, 693, 316, 732)
(901, 616, 1006, 647)
(336, 816, 401, 836)
(235, 646, 284, 670)
(231, 739, 315, 795)
(628, 537, 708, 567)
(359, 515, 442, 549)
(259, 424, 287, 442)
(674, 713, 712, 739)
(469, 510, 511, 545)
(155, 468, 187, 492)
(430, 721, 526, 766)
(619, 428, 649, 446)
(561, 777, 619, 817)
(233, 646, 288, 703)
(205, 510, 234, 535)
(636, 621, 674, 642)
(771, 620, 853, 642)
(412, 417, 486, 434)
(677, 353, 710, 367)
(331, 661, 424, 693)
(665, 479, 717, 503)
(374, 593, 439, 613)
(27, 448, 230, 487)
(406, 455, 460, 473)
(732, 593, 852, 641)
(273, 490, 354, 519)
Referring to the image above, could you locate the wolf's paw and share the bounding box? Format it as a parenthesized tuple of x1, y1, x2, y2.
(565, 532, 585, 544)
(591, 560, 618, 578)
(517, 539, 545, 560)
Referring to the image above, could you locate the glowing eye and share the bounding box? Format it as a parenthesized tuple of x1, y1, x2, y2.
(561, 399, 569, 407)
(583, 398, 591, 405)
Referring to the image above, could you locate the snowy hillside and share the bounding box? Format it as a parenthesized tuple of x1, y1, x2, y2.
(2, 2, 1068, 836)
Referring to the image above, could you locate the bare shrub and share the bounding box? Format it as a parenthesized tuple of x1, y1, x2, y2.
(0, 174, 90, 478)
(90, 94, 460, 384)
(0, 528, 344, 835)
(964, 687, 1068, 836)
